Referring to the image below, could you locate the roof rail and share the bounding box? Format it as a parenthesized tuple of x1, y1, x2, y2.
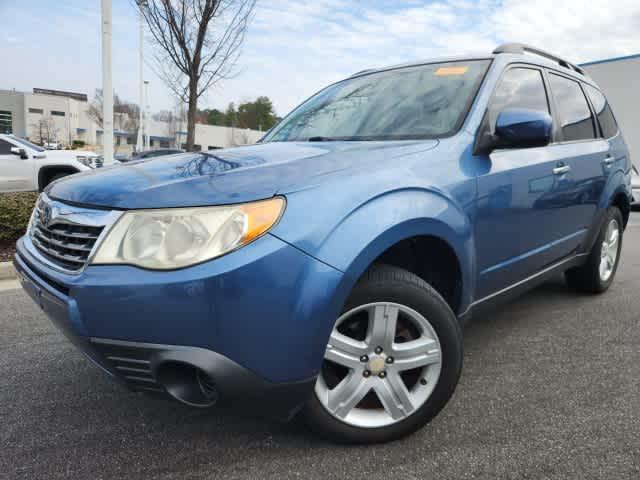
(493, 43, 586, 76)
(349, 68, 376, 78)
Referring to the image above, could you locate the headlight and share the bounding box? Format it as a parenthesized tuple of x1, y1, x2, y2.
(92, 197, 285, 269)
(26, 195, 40, 235)
(76, 155, 94, 168)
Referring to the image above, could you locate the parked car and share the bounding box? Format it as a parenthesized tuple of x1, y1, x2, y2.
(0, 134, 100, 192)
(44, 141, 62, 150)
(116, 148, 185, 163)
(14, 43, 632, 443)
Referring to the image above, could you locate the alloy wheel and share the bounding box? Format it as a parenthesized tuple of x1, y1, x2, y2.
(599, 218, 620, 282)
(315, 302, 442, 428)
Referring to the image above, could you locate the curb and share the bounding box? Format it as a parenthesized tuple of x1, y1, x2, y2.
(0, 261, 16, 281)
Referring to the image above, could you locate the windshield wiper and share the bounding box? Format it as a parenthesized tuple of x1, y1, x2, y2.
(307, 136, 338, 142)
(306, 136, 371, 142)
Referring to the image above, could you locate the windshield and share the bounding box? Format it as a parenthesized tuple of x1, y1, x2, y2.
(11, 136, 46, 152)
(264, 60, 490, 142)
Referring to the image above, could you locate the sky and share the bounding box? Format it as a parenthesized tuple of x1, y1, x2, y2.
(1, 0, 639, 117)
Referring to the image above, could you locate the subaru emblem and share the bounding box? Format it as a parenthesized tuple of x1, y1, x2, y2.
(41, 203, 52, 227)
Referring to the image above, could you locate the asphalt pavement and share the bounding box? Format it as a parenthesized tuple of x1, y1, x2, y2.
(2, 215, 640, 479)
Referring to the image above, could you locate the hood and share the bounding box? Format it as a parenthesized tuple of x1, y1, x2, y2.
(47, 141, 439, 209)
(45, 149, 97, 160)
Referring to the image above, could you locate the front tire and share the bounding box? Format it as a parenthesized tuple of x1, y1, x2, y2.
(302, 264, 463, 443)
(565, 206, 623, 293)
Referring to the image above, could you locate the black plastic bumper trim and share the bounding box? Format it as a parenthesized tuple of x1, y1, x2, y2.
(90, 338, 316, 421)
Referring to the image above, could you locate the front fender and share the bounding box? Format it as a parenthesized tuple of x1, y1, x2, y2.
(276, 187, 475, 318)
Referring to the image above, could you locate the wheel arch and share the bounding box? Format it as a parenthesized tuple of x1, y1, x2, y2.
(610, 189, 630, 229)
(38, 165, 80, 191)
(318, 188, 475, 319)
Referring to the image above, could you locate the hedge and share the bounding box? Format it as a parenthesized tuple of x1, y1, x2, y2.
(0, 191, 39, 242)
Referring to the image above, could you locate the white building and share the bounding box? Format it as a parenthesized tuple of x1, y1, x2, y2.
(581, 54, 640, 163)
(145, 117, 263, 151)
(0, 88, 263, 152)
(0, 88, 96, 146)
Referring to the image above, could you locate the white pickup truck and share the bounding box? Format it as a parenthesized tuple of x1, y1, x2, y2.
(0, 134, 102, 193)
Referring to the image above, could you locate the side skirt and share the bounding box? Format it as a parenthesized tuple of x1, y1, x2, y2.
(459, 253, 588, 322)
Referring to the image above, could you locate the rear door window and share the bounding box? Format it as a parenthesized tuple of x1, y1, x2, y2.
(548, 73, 596, 142)
(584, 84, 619, 139)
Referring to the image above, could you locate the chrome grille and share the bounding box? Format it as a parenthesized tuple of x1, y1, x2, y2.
(30, 196, 107, 272)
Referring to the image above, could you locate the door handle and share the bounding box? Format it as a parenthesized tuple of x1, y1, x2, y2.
(602, 156, 615, 165)
(553, 165, 571, 175)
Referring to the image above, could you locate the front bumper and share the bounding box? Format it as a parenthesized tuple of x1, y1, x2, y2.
(15, 233, 344, 418)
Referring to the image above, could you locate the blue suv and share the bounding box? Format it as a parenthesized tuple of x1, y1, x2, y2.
(15, 44, 632, 443)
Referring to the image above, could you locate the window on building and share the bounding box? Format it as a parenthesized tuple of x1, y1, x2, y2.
(583, 84, 619, 139)
(0, 110, 12, 134)
(193, 144, 202, 151)
(208, 146, 222, 150)
(50, 110, 66, 117)
(160, 140, 170, 148)
(489, 67, 549, 131)
(548, 73, 595, 142)
(28, 108, 44, 114)
(127, 136, 134, 145)
(0, 139, 13, 154)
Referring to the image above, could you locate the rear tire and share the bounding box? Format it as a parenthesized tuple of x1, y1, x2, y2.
(565, 206, 623, 293)
(302, 264, 463, 443)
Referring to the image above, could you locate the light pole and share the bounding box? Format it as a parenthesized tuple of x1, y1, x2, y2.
(136, 0, 146, 152)
(144, 80, 150, 149)
(101, 0, 113, 164)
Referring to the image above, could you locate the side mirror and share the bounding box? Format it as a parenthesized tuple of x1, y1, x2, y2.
(10, 147, 29, 159)
(494, 108, 552, 149)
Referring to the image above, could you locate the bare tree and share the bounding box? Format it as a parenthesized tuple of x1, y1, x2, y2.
(30, 116, 58, 145)
(140, 0, 256, 151)
(87, 89, 141, 149)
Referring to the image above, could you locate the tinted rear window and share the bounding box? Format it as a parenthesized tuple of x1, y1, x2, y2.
(584, 84, 619, 139)
(548, 74, 595, 142)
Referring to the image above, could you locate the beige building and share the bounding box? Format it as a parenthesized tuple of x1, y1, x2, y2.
(0, 88, 263, 152)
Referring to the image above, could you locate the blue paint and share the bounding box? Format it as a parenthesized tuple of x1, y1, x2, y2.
(480, 229, 587, 275)
(495, 108, 552, 147)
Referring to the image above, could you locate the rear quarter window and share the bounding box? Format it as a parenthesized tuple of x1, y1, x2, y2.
(584, 84, 619, 139)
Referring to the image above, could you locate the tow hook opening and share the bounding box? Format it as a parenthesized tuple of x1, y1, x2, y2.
(155, 362, 219, 408)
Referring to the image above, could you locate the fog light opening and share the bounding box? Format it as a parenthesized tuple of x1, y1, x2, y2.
(155, 362, 218, 408)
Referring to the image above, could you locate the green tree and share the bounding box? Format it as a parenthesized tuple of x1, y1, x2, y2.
(206, 108, 226, 126)
(199, 97, 279, 130)
(235, 97, 278, 131)
(224, 102, 237, 127)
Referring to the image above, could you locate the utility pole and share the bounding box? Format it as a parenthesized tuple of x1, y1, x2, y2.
(144, 80, 150, 149)
(101, 0, 114, 164)
(136, 0, 146, 152)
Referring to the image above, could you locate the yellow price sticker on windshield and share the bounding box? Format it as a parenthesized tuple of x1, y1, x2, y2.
(435, 66, 469, 76)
